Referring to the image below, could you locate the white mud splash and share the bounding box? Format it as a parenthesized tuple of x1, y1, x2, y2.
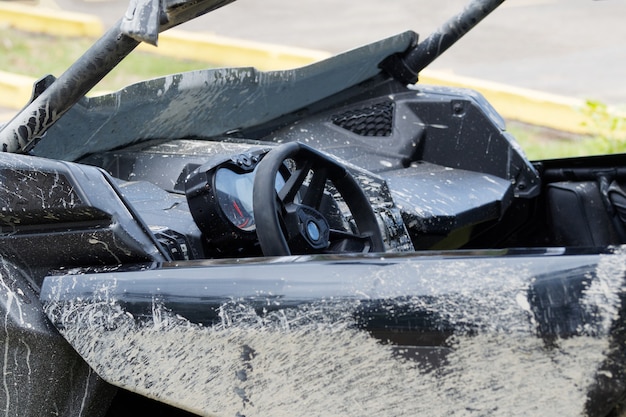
(43, 250, 626, 417)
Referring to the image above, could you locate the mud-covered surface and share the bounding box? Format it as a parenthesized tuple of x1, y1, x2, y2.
(29, 32, 415, 162)
(42, 308, 611, 416)
(41, 249, 626, 416)
(0, 259, 116, 417)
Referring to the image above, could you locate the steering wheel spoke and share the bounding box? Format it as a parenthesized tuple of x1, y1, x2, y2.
(301, 165, 328, 209)
(277, 159, 312, 204)
(328, 228, 374, 253)
(279, 202, 304, 240)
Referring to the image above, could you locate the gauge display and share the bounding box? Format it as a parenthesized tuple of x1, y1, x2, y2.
(215, 166, 285, 232)
(215, 168, 256, 231)
(185, 148, 291, 256)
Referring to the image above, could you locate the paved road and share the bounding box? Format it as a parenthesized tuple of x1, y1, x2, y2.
(44, 0, 626, 107)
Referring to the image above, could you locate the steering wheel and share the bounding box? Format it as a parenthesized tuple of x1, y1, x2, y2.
(252, 142, 385, 256)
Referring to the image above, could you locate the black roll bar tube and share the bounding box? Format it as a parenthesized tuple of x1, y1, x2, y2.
(382, 0, 506, 84)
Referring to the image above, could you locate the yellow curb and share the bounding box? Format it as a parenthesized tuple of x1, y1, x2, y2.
(0, 2, 103, 38)
(0, 70, 35, 109)
(138, 30, 332, 71)
(0, 70, 110, 112)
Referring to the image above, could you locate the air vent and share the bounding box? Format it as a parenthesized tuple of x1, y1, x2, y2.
(331, 101, 394, 137)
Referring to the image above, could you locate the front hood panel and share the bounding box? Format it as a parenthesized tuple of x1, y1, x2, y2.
(41, 249, 626, 416)
(31, 32, 416, 162)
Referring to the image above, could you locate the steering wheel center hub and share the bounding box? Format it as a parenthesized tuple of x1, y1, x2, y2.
(307, 221, 320, 241)
(294, 205, 329, 248)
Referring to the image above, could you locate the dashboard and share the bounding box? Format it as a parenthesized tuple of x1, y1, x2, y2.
(83, 139, 413, 259)
(81, 135, 514, 260)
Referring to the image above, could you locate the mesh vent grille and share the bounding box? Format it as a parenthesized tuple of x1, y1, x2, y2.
(331, 101, 394, 137)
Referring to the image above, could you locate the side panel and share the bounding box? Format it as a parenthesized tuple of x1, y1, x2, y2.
(41, 249, 626, 417)
(0, 259, 115, 416)
(0, 152, 169, 288)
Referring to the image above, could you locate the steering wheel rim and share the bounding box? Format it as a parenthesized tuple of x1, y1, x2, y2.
(253, 142, 385, 256)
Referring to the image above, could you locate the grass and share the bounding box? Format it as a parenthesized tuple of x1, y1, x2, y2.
(507, 121, 600, 160)
(1, 27, 624, 161)
(508, 103, 626, 161)
(0, 27, 213, 92)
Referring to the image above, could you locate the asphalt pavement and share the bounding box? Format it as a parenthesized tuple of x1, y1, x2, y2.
(44, 0, 626, 107)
